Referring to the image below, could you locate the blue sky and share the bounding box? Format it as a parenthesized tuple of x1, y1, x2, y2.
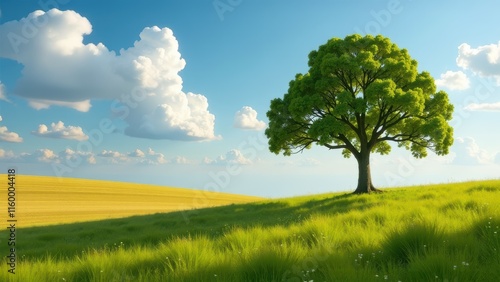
(0, 0, 499, 198)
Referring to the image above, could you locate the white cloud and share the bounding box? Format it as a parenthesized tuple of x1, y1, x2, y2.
(95, 148, 169, 165)
(435, 70, 470, 90)
(0, 147, 172, 165)
(0, 149, 15, 159)
(205, 149, 253, 165)
(0, 148, 96, 164)
(97, 150, 132, 164)
(32, 121, 88, 141)
(125, 92, 220, 141)
(32, 149, 60, 163)
(452, 137, 494, 165)
(143, 148, 168, 165)
(234, 106, 267, 130)
(29, 99, 92, 112)
(464, 102, 500, 112)
(0, 82, 8, 101)
(59, 148, 96, 165)
(98, 150, 123, 158)
(87, 155, 97, 164)
(172, 156, 194, 164)
(116, 148, 169, 165)
(0, 9, 218, 141)
(457, 42, 500, 83)
(127, 148, 168, 165)
(128, 149, 145, 158)
(0, 116, 23, 143)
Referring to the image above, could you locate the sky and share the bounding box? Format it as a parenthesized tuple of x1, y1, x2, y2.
(0, 0, 499, 198)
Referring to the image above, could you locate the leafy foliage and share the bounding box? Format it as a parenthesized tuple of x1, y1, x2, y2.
(266, 34, 454, 160)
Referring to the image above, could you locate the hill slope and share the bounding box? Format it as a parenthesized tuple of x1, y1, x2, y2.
(1, 180, 499, 281)
(2, 175, 264, 227)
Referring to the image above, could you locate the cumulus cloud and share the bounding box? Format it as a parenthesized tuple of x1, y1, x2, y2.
(172, 156, 194, 164)
(0, 9, 218, 141)
(435, 70, 470, 90)
(0, 82, 8, 101)
(0, 148, 96, 164)
(0, 116, 23, 143)
(143, 148, 168, 165)
(29, 99, 92, 112)
(32, 121, 88, 141)
(234, 106, 266, 130)
(0, 146, 192, 166)
(457, 42, 500, 83)
(100, 149, 167, 165)
(452, 137, 494, 165)
(98, 150, 124, 158)
(59, 148, 95, 164)
(204, 149, 253, 165)
(464, 102, 500, 112)
(0, 149, 15, 159)
(128, 149, 145, 158)
(96, 150, 132, 164)
(105, 148, 168, 165)
(0, 147, 176, 165)
(31, 149, 60, 163)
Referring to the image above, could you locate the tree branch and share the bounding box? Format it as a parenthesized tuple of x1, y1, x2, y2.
(324, 144, 348, 150)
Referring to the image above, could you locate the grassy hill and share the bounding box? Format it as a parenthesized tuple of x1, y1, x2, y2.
(2, 175, 263, 227)
(1, 179, 499, 281)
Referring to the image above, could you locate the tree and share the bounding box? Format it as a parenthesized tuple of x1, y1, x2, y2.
(265, 34, 454, 194)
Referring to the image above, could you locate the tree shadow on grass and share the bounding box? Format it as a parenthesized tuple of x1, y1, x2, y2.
(9, 192, 368, 259)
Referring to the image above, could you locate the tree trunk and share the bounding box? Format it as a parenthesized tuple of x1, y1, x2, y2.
(353, 151, 381, 194)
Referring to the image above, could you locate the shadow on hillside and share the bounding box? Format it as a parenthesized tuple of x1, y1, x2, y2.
(7, 191, 377, 258)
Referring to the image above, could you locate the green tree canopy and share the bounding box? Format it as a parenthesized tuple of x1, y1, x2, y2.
(265, 34, 454, 193)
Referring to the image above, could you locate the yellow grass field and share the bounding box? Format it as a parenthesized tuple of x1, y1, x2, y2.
(3, 174, 264, 227)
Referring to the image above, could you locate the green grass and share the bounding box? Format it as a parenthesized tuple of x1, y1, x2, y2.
(1, 180, 500, 281)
